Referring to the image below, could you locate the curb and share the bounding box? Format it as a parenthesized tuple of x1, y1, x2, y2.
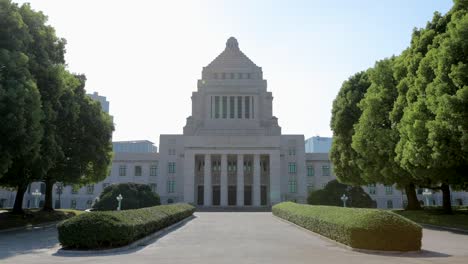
(55, 215, 195, 255)
(421, 224, 468, 234)
(0, 221, 61, 234)
(272, 214, 421, 255)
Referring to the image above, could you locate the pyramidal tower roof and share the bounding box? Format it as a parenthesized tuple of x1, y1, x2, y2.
(204, 37, 260, 72)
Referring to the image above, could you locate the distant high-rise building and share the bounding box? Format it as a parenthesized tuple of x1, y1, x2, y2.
(87, 92, 109, 113)
(305, 136, 332, 153)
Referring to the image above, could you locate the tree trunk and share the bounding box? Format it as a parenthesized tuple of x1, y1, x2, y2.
(42, 177, 54, 211)
(441, 183, 452, 214)
(405, 183, 421, 210)
(12, 184, 27, 214)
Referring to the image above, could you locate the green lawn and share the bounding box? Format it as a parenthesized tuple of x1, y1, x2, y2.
(0, 209, 83, 230)
(393, 208, 468, 231)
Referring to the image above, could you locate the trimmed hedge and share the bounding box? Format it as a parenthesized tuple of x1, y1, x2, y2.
(273, 202, 422, 251)
(57, 203, 195, 249)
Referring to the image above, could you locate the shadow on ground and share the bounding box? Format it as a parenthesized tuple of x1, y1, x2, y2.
(0, 225, 60, 260)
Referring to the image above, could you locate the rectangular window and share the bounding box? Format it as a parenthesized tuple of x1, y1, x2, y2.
(307, 166, 314, 176)
(71, 185, 79, 194)
(86, 184, 94, 194)
(168, 162, 176, 174)
(71, 199, 77, 209)
(40, 183, 46, 194)
(134, 165, 142, 176)
(229, 96, 235, 118)
(288, 162, 297, 174)
(167, 180, 175, 193)
(86, 200, 93, 208)
(322, 165, 330, 176)
(237, 96, 242, 118)
(288, 148, 296, 156)
(244, 96, 250, 118)
(385, 185, 393, 195)
(211, 96, 213, 118)
(288, 180, 297, 193)
(150, 165, 158, 176)
(149, 183, 157, 193)
(368, 184, 376, 195)
(251, 96, 254, 118)
(119, 165, 127, 176)
(222, 96, 227, 118)
(307, 184, 314, 193)
(215, 96, 220, 118)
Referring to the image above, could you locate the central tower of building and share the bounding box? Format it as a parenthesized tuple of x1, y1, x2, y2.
(183, 37, 281, 136)
(159, 37, 307, 207)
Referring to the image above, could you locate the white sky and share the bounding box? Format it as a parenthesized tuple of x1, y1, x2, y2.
(14, 0, 453, 147)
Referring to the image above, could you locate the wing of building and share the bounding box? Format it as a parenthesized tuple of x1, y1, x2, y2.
(1, 37, 467, 210)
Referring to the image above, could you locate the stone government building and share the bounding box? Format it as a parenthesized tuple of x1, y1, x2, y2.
(1, 37, 467, 209)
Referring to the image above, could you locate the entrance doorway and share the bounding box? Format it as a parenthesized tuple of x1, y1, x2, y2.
(228, 186, 236, 206)
(212, 186, 220, 206)
(261, 185, 267, 206)
(244, 185, 252, 206)
(197, 186, 204, 205)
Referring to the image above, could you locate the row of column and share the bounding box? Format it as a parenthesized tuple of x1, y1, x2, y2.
(211, 96, 254, 119)
(203, 154, 261, 206)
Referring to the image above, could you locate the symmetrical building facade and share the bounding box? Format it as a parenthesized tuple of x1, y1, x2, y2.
(1, 37, 467, 210)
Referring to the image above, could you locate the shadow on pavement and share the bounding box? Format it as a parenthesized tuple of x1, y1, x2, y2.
(52, 215, 196, 257)
(356, 249, 451, 258)
(0, 225, 60, 260)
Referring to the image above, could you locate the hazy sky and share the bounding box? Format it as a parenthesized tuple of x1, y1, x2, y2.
(14, 0, 453, 146)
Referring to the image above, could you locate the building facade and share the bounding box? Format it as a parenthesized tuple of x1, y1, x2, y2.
(1, 37, 467, 210)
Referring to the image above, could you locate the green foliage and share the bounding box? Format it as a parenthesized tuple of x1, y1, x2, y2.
(57, 203, 195, 249)
(330, 71, 371, 185)
(93, 183, 160, 211)
(394, 208, 468, 230)
(307, 180, 376, 208)
(273, 202, 422, 251)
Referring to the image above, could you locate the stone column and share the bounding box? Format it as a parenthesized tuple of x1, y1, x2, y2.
(220, 154, 228, 206)
(236, 154, 244, 206)
(253, 154, 261, 206)
(183, 151, 195, 204)
(203, 154, 212, 206)
(269, 151, 281, 205)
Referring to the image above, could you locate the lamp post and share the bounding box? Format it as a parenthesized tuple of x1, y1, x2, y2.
(422, 188, 432, 207)
(341, 194, 348, 207)
(55, 182, 63, 209)
(116, 194, 123, 211)
(32, 189, 42, 208)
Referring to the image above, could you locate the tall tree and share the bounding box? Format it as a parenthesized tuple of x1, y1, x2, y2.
(396, 1, 468, 213)
(330, 71, 371, 185)
(0, 0, 43, 213)
(42, 74, 114, 211)
(351, 58, 421, 210)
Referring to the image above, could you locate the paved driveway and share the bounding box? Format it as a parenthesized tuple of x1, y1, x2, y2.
(1, 212, 468, 264)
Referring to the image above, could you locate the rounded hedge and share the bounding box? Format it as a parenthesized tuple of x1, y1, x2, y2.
(273, 202, 422, 251)
(58, 203, 195, 249)
(93, 182, 160, 211)
(307, 179, 376, 208)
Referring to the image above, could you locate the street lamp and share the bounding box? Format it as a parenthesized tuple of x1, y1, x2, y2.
(116, 194, 123, 211)
(32, 189, 42, 208)
(341, 194, 348, 207)
(55, 182, 63, 209)
(422, 188, 432, 207)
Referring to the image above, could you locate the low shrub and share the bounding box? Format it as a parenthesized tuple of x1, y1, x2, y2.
(93, 182, 160, 211)
(58, 203, 195, 249)
(273, 202, 422, 251)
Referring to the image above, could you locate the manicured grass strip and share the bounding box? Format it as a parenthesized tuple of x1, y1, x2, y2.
(393, 209, 468, 231)
(0, 209, 83, 230)
(57, 203, 195, 249)
(273, 202, 422, 251)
